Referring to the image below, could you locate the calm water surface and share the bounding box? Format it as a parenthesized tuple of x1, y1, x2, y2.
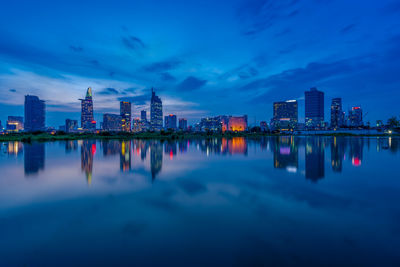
(0, 137, 399, 266)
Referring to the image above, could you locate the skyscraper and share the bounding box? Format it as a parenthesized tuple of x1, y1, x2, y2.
(271, 100, 298, 130)
(141, 110, 147, 122)
(164, 114, 177, 129)
(80, 87, 96, 131)
(103, 114, 122, 131)
(150, 88, 163, 131)
(66, 119, 78, 133)
(305, 87, 324, 128)
(348, 107, 363, 127)
(120, 101, 132, 132)
(179, 118, 188, 130)
(330, 98, 344, 129)
(24, 95, 45, 132)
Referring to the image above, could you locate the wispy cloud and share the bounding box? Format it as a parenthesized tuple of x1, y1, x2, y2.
(142, 59, 182, 72)
(122, 35, 146, 50)
(177, 76, 207, 91)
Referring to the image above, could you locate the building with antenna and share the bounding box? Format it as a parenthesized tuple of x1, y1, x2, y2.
(80, 87, 96, 131)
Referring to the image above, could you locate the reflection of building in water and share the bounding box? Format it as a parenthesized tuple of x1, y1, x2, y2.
(165, 141, 177, 159)
(331, 137, 345, 172)
(150, 141, 163, 181)
(102, 140, 120, 156)
(377, 137, 399, 153)
(349, 137, 363, 167)
(178, 140, 188, 153)
(65, 141, 78, 153)
(24, 143, 45, 176)
(305, 137, 325, 182)
(273, 136, 298, 172)
(7, 141, 23, 156)
(228, 137, 248, 155)
(120, 140, 131, 172)
(81, 140, 96, 185)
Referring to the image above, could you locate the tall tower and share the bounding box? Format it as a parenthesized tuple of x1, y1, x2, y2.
(120, 101, 132, 132)
(80, 87, 96, 131)
(24, 95, 45, 132)
(330, 98, 344, 128)
(150, 88, 163, 131)
(305, 87, 324, 128)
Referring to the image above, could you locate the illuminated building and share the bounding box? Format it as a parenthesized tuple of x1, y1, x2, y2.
(305, 137, 325, 182)
(179, 118, 188, 130)
(24, 143, 45, 176)
(6, 116, 24, 132)
(80, 87, 96, 131)
(150, 88, 163, 131)
(120, 101, 132, 132)
(164, 114, 177, 129)
(305, 87, 324, 128)
(348, 107, 363, 127)
(102, 114, 122, 131)
(0, 120, 2, 131)
(271, 100, 298, 130)
(199, 117, 222, 132)
(330, 98, 344, 129)
(260, 121, 268, 132)
(65, 119, 78, 133)
(132, 118, 142, 132)
(227, 116, 247, 132)
(24, 95, 45, 132)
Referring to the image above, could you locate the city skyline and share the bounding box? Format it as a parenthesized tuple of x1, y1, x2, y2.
(0, 0, 400, 127)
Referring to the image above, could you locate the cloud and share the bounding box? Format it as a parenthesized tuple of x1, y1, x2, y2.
(159, 72, 176, 82)
(237, 0, 301, 36)
(98, 87, 120, 95)
(341, 24, 356, 34)
(9, 89, 16, 93)
(69, 45, 83, 52)
(177, 76, 207, 91)
(142, 59, 181, 72)
(122, 35, 146, 50)
(118, 94, 149, 105)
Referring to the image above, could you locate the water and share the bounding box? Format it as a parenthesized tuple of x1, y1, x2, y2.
(0, 137, 399, 266)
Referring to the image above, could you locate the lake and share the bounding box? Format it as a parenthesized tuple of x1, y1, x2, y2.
(0, 136, 399, 266)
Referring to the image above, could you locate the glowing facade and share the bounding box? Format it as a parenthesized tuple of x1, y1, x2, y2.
(6, 116, 24, 132)
(272, 100, 298, 130)
(227, 116, 248, 132)
(80, 87, 96, 131)
(120, 101, 131, 132)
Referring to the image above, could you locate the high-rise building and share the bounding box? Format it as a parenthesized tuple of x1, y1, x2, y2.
(102, 114, 122, 131)
(6, 116, 24, 132)
(141, 110, 147, 122)
(348, 107, 363, 127)
(271, 100, 298, 130)
(24, 95, 45, 132)
(120, 101, 132, 132)
(164, 114, 177, 129)
(260, 121, 268, 132)
(80, 87, 96, 131)
(330, 98, 344, 129)
(150, 88, 163, 131)
(65, 119, 78, 133)
(179, 118, 188, 130)
(305, 87, 324, 128)
(199, 117, 222, 132)
(0, 120, 3, 131)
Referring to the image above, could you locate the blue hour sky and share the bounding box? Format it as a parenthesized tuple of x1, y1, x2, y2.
(0, 0, 399, 127)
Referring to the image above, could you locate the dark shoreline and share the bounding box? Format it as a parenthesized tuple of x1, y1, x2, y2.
(0, 132, 398, 142)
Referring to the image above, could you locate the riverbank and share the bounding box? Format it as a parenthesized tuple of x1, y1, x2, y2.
(0, 131, 399, 142)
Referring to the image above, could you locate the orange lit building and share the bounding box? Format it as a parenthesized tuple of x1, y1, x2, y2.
(227, 116, 247, 132)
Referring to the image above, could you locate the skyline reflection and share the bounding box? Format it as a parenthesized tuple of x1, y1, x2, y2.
(3, 136, 399, 184)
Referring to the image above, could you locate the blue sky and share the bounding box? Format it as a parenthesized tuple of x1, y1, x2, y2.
(0, 0, 399, 127)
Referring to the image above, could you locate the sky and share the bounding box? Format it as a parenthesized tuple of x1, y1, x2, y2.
(0, 0, 400, 127)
